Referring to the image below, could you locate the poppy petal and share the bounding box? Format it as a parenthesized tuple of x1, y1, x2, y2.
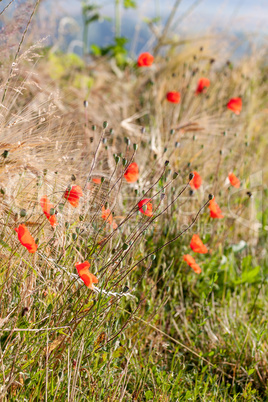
(227, 97, 242, 115)
(195, 77, 210, 94)
(183, 254, 202, 274)
(228, 173, 240, 188)
(209, 198, 224, 219)
(40, 195, 58, 227)
(138, 199, 153, 217)
(64, 185, 83, 207)
(124, 162, 139, 183)
(190, 171, 202, 190)
(137, 52, 154, 67)
(190, 234, 208, 254)
(15, 224, 38, 253)
(166, 91, 181, 103)
(75, 261, 98, 289)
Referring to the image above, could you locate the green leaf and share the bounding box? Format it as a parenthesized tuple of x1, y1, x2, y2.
(123, 0, 137, 8)
(235, 266, 260, 284)
(145, 390, 154, 400)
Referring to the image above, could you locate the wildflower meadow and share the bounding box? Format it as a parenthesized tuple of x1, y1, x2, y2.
(0, 0, 267, 400)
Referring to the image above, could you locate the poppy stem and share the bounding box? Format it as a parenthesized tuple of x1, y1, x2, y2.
(110, 197, 210, 290)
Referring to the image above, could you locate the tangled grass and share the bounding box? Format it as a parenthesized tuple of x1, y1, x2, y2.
(0, 7, 268, 400)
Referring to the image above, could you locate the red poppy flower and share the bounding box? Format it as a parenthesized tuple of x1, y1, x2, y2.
(110, 220, 117, 230)
(209, 198, 224, 219)
(64, 185, 83, 207)
(40, 196, 58, 227)
(190, 234, 208, 254)
(227, 97, 242, 115)
(101, 206, 113, 224)
(75, 261, 98, 289)
(138, 199, 153, 217)
(166, 91, 181, 103)
(137, 52, 154, 67)
(190, 171, 202, 190)
(92, 178, 101, 184)
(15, 224, 38, 253)
(228, 173, 240, 188)
(124, 162, 139, 183)
(183, 254, 202, 274)
(195, 77, 210, 94)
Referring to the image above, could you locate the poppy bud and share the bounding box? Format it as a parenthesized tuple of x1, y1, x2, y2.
(114, 155, 120, 164)
(133, 143, 138, 151)
(187, 162, 191, 167)
(219, 150, 223, 155)
(189, 173, 194, 181)
(141, 127, 146, 134)
(49, 208, 55, 216)
(122, 243, 129, 250)
(83, 100, 88, 108)
(103, 121, 108, 129)
(189, 189, 194, 196)
(122, 158, 127, 166)
(142, 204, 147, 212)
(208, 194, 214, 200)
(151, 254, 156, 261)
(109, 128, 114, 135)
(20, 209, 27, 217)
(193, 135, 196, 141)
(247, 191, 252, 198)
(135, 189, 139, 195)
(170, 129, 175, 135)
(2, 150, 9, 158)
(154, 154, 157, 160)
(92, 125, 96, 131)
(102, 138, 107, 144)
(164, 147, 167, 153)
(71, 174, 76, 181)
(173, 172, 178, 179)
(101, 177, 105, 183)
(165, 160, 169, 166)
(72, 233, 77, 241)
(175, 142, 180, 148)
(59, 203, 64, 211)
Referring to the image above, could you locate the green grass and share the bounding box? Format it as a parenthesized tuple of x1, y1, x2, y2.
(0, 8, 268, 400)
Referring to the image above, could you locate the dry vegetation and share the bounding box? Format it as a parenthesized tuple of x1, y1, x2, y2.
(0, 2, 268, 401)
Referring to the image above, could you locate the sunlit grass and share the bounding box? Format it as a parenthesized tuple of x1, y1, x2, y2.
(0, 9, 267, 400)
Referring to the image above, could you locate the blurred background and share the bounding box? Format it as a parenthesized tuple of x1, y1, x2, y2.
(1, 0, 267, 59)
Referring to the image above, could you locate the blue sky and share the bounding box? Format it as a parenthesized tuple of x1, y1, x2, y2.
(1, 0, 267, 55)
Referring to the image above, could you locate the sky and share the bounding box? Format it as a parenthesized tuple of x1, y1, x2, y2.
(1, 0, 267, 55)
